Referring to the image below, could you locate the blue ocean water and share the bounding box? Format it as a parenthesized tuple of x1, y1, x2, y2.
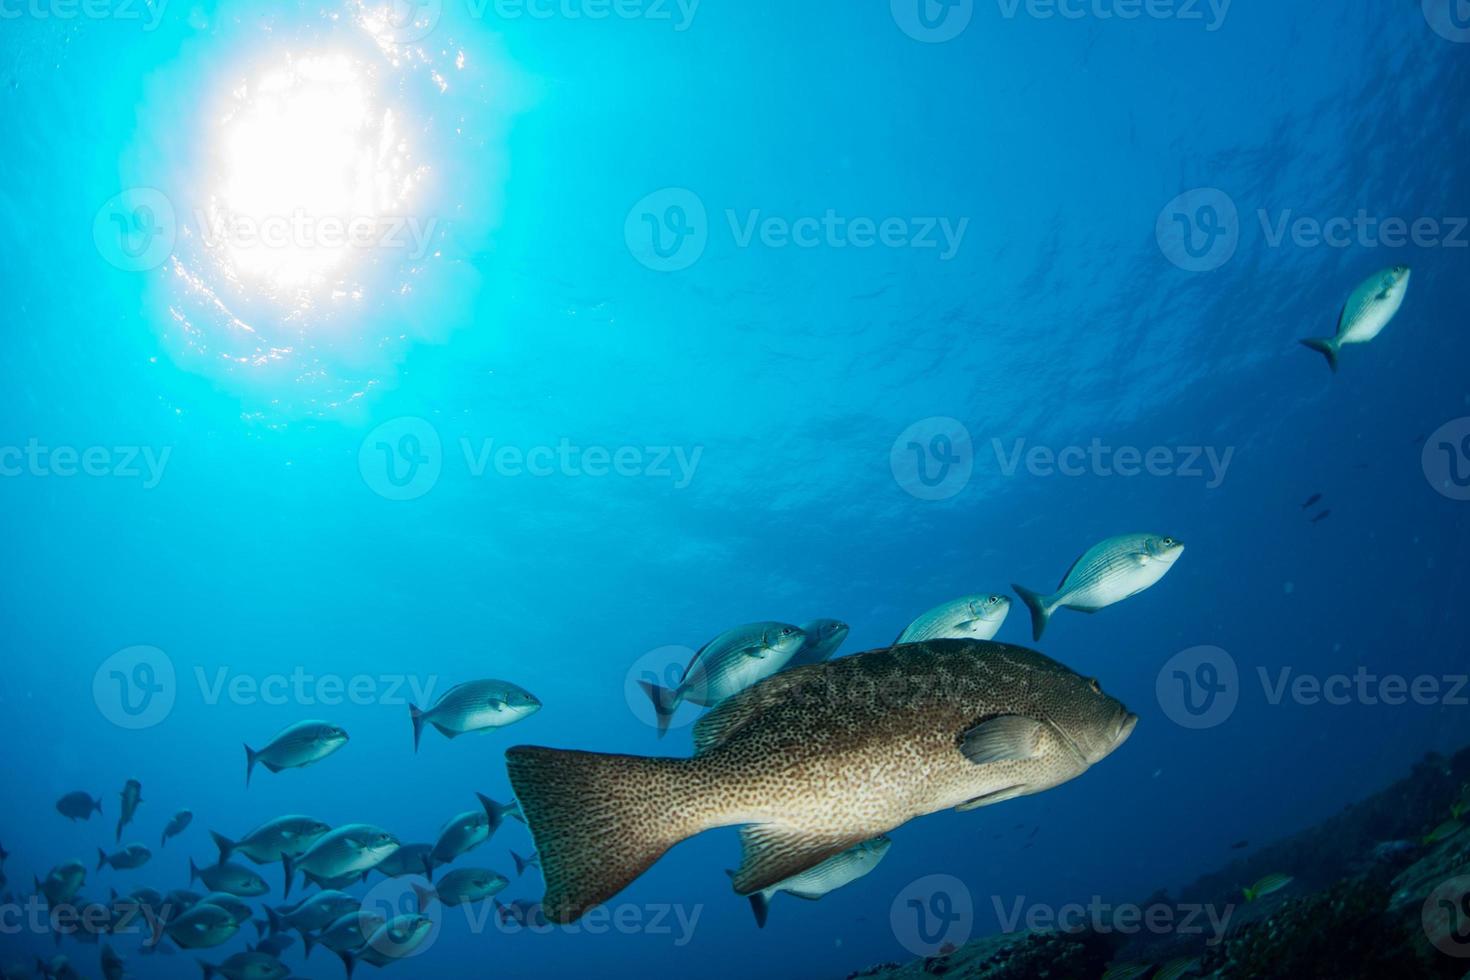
(1, 1, 1468, 977)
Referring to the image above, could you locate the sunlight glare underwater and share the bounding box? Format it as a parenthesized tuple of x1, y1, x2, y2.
(129, 4, 504, 419)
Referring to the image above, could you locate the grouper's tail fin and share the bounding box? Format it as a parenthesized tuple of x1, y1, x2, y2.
(1300, 337, 1339, 373)
(1011, 583, 1055, 641)
(505, 746, 699, 924)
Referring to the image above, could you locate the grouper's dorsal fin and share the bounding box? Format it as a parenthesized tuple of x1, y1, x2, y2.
(730, 824, 867, 896)
(692, 667, 820, 755)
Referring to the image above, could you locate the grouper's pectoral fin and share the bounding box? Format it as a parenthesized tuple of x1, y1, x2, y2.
(959, 715, 1044, 766)
(730, 824, 867, 897)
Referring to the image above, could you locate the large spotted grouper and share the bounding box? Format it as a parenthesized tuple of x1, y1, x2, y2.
(506, 639, 1137, 922)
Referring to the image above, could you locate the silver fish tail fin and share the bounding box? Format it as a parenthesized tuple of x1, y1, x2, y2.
(505, 745, 700, 923)
(636, 680, 681, 738)
(476, 793, 524, 827)
(1300, 338, 1339, 373)
(301, 928, 317, 959)
(97, 848, 107, 872)
(198, 960, 217, 980)
(413, 882, 437, 912)
(409, 703, 428, 753)
(336, 947, 358, 980)
(264, 904, 287, 936)
(188, 857, 201, 886)
(1012, 584, 1055, 641)
(210, 831, 236, 865)
(279, 854, 296, 901)
(243, 744, 258, 788)
(725, 869, 771, 927)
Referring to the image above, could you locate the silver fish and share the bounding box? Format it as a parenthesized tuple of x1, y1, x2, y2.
(188, 859, 268, 898)
(115, 781, 142, 843)
(338, 914, 433, 975)
(409, 679, 541, 752)
(429, 796, 521, 868)
(100, 944, 126, 980)
(734, 836, 892, 927)
(198, 950, 289, 980)
(244, 721, 348, 787)
(196, 892, 253, 926)
(211, 815, 332, 865)
(161, 810, 192, 848)
(897, 594, 1011, 643)
(371, 843, 435, 880)
(96, 844, 150, 872)
(508, 640, 1136, 922)
(1013, 533, 1184, 639)
(1301, 265, 1411, 372)
(282, 825, 398, 899)
(265, 890, 360, 935)
(250, 933, 295, 958)
(639, 622, 808, 736)
(55, 792, 102, 822)
(35, 861, 87, 907)
(416, 868, 509, 908)
(161, 902, 240, 949)
(303, 909, 385, 958)
(785, 619, 851, 669)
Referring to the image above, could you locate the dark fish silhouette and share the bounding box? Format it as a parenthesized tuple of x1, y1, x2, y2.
(1311, 510, 1332, 524)
(1301, 494, 1321, 510)
(1231, 839, 1250, 850)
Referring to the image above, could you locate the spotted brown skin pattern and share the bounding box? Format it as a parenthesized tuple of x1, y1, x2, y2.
(507, 639, 1135, 923)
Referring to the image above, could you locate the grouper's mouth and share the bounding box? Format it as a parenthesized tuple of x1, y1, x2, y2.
(1116, 712, 1139, 747)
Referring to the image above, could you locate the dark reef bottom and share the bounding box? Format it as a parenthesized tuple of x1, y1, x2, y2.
(852, 745, 1470, 979)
